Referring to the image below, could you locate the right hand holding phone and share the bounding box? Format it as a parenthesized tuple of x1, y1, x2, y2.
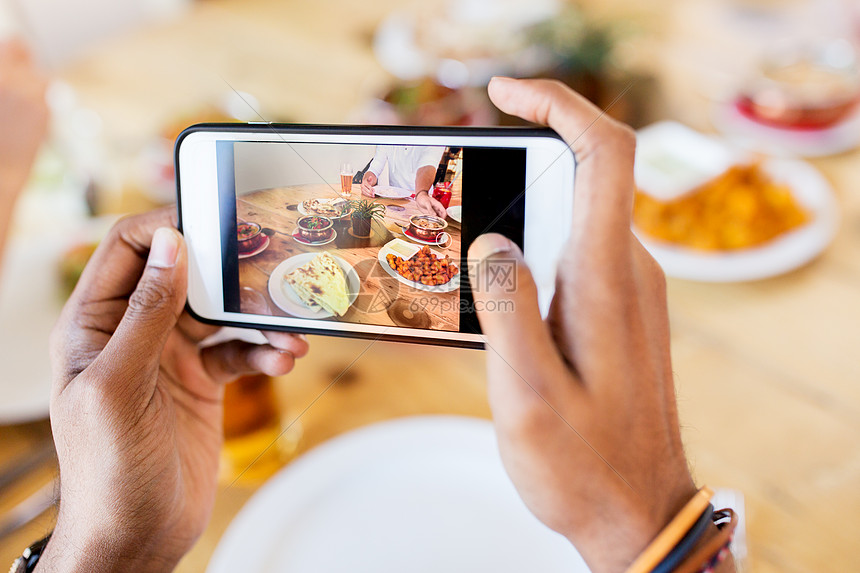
(469, 78, 698, 573)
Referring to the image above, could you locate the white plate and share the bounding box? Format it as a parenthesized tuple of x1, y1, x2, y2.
(713, 101, 860, 158)
(635, 157, 839, 282)
(267, 253, 359, 319)
(372, 185, 413, 199)
(207, 416, 588, 573)
(378, 239, 461, 293)
(297, 198, 350, 219)
(0, 215, 117, 423)
(0, 237, 63, 423)
(634, 121, 749, 201)
(446, 205, 462, 223)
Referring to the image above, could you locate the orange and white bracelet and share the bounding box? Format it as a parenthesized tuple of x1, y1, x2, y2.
(624, 486, 714, 573)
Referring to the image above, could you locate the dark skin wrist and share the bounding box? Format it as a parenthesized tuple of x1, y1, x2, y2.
(560, 482, 699, 572)
(37, 512, 182, 573)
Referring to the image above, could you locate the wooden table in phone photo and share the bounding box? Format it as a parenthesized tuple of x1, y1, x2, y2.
(236, 183, 462, 331)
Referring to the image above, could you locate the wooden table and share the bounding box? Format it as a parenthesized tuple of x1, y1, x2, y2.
(237, 182, 461, 330)
(1, 1, 859, 572)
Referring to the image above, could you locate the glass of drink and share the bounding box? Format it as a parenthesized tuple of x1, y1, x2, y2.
(432, 181, 452, 209)
(221, 373, 302, 485)
(340, 163, 353, 198)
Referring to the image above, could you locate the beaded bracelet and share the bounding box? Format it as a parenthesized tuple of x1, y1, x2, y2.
(697, 539, 733, 573)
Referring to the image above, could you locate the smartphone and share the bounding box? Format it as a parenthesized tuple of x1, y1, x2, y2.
(176, 124, 575, 348)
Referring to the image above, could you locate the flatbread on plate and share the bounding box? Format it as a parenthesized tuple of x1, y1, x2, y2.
(283, 252, 350, 316)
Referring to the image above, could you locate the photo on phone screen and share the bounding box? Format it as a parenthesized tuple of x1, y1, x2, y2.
(212, 139, 527, 336)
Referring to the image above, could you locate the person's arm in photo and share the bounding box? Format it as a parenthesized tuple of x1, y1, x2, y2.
(0, 39, 49, 270)
(361, 147, 387, 197)
(413, 164, 436, 196)
(414, 146, 446, 218)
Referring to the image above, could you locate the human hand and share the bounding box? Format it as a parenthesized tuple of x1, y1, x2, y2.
(415, 189, 447, 218)
(0, 39, 49, 200)
(42, 209, 309, 572)
(360, 170, 377, 197)
(469, 78, 697, 572)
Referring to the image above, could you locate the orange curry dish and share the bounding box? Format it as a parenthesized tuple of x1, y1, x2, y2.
(633, 163, 810, 251)
(386, 246, 459, 286)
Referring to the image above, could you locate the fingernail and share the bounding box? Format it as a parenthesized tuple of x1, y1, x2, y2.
(148, 227, 179, 268)
(469, 233, 518, 264)
(467, 234, 521, 285)
(296, 333, 308, 342)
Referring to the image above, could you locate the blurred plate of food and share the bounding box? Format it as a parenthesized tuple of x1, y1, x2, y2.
(353, 78, 498, 126)
(713, 102, 860, 158)
(207, 416, 588, 573)
(0, 215, 117, 423)
(713, 41, 860, 157)
(372, 1, 559, 86)
(378, 239, 460, 293)
(633, 122, 838, 282)
(267, 252, 359, 319)
(137, 91, 261, 204)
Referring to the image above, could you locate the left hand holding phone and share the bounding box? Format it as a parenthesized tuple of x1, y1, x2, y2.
(41, 208, 309, 572)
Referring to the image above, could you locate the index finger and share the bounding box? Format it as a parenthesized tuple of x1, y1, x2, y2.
(487, 77, 636, 248)
(70, 208, 178, 307)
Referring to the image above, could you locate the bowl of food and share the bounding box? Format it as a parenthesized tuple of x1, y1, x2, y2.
(408, 214, 448, 241)
(237, 222, 266, 253)
(297, 216, 334, 242)
(737, 44, 860, 130)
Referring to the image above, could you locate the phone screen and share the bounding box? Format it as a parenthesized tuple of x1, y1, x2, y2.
(213, 140, 527, 335)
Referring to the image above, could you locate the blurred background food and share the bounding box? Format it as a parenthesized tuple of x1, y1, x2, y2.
(634, 163, 810, 251)
(57, 241, 98, 298)
(1, 0, 860, 571)
(737, 50, 860, 130)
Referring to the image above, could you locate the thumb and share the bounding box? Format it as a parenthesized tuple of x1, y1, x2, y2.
(98, 227, 187, 392)
(468, 234, 566, 397)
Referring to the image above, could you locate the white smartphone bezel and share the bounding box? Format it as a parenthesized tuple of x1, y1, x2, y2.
(176, 125, 575, 348)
